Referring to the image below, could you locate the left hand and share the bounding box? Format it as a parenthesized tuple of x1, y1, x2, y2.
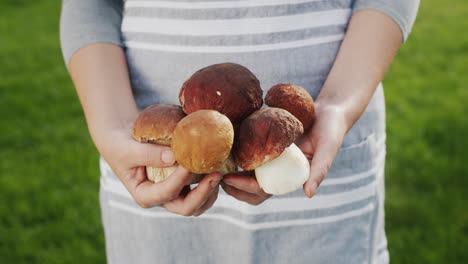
(295, 104, 348, 198)
(221, 171, 272, 205)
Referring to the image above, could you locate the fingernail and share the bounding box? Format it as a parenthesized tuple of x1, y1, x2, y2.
(307, 182, 318, 198)
(161, 150, 175, 165)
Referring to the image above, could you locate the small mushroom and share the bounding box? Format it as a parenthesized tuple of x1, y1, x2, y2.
(172, 110, 235, 174)
(132, 104, 186, 183)
(179, 63, 263, 124)
(265, 84, 316, 132)
(234, 108, 310, 195)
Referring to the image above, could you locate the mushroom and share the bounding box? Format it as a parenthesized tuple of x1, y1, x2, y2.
(265, 84, 316, 132)
(172, 110, 236, 175)
(132, 104, 186, 183)
(179, 62, 263, 125)
(234, 107, 310, 195)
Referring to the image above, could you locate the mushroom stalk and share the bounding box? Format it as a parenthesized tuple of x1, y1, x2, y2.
(148, 154, 236, 184)
(146, 165, 178, 183)
(255, 143, 310, 195)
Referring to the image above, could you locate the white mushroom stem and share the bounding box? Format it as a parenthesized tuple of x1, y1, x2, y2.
(255, 143, 310, 195)
(146, 165, 178, 183)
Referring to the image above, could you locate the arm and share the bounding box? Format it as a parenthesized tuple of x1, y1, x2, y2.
(298, 9, 404, 197)
(61, 1, 220, 216)
(224, 3, 419, 202)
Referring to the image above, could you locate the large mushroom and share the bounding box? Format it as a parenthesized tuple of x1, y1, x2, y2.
(234, 107, 310, 195)
(132, 104, 185, 182)
(265, 84, 316, 132)
(179, 63, 263, 125)
(172, 110, 236, 175)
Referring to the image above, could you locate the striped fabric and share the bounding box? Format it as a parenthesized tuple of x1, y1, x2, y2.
(101, 135, 386, 229)
(100, 132, 388, 264)
(57, 0, 417, 263)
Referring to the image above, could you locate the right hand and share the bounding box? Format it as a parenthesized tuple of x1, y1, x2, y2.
(68, 44, 221, 216)
(98, 127, 222, 216)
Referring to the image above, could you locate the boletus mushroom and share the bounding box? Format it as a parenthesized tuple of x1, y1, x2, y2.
(132, 104, 185, 182)
(172, 110, 236, 175)
(234, 107, 310, 195)
(179, 63, 263, 125)
(265, 84, 316, 132)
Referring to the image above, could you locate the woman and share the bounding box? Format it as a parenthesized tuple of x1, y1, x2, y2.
(60, 0, 419, 263)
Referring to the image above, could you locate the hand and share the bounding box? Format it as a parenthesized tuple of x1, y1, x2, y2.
(221, 171, 272, 205)
(68, 44, 221, 216)
(98, 127, 222, 216)
(296, 104, 348, 198)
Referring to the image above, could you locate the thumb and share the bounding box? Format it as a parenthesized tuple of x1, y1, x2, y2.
(130, 141, 176, 168)
(303, 138, 341, 198)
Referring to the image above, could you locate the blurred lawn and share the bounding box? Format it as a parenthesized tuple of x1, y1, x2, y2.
(0, 0, 467, 263)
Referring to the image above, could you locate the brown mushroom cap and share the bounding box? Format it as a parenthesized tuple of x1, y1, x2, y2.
(234, 107, 304, 171)
(179, 63, 263, 124)
(265, 84, 316, 132)
(133, 104, 186, 145)
(172, 110, 234, 174)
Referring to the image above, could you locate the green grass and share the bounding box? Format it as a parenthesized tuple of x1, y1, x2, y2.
(0, 2, 104, 263)
(384, 1, 468, 263)
(0, 0, 467, 263)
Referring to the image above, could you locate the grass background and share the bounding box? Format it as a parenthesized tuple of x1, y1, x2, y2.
(1, 0, 467, 263)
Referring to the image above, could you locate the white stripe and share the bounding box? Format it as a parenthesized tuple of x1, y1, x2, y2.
(101, 177, 132, 199)
(126, 0, 324, 9)
(377, 239, 388, 252)
(108, 199, 375, 230)
(215, 180, 376, 214)
(124, 34, 344, 53)
(122, 9, 350, 36)
(377, 249, 390, 264)
(100, 173, 376, 215)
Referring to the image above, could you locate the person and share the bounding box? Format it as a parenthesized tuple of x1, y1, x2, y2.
(60, 0, 419, 263)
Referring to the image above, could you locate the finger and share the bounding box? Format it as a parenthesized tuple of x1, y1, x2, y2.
(163, 172, 222, 216)
(303, 138, 341, 198)
(223, 173, 266, 195)
(131, 166, 193, 207)
(120, 166, 148, 191)
(221, 183, 268, 206)
(192, 186, 219, 217)
(129, 140, 176, 168)
(160, 166, 195, 188)
(295, 133, 316, 160)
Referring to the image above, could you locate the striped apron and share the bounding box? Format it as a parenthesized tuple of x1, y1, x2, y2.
(100, 1, 389, 263)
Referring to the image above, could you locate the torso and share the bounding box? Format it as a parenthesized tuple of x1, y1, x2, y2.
(121, 0, 352, 105)
(101, 2, 390, 263)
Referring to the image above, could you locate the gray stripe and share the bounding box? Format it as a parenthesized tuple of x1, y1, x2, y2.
(122, 24, 347, 46)
(213, 195, 375, 223)
(126, 0, 243, 2)
(124, 0, 351, 19)
(315, 175, 375, 195)
(267, 169, 378, 199)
